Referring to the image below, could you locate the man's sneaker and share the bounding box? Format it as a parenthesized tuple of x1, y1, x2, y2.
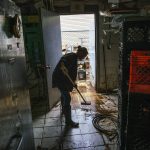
(66, 120, 79, 128)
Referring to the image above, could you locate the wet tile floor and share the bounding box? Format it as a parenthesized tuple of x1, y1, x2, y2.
(32, 80, 118, 150)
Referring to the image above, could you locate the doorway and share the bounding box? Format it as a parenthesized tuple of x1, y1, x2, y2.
(60, 14, 96, 88)
(29, 12, 118, 150)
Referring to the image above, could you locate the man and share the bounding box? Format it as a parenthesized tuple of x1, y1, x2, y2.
(52, 46, 88, 128)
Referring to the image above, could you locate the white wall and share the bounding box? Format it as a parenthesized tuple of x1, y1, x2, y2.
(96, 15, 119, 92)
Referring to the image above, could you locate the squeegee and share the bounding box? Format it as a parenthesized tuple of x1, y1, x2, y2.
(61, 63, 91, 105)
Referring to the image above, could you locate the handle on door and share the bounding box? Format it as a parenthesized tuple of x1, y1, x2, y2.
(37, 64, 51, 69)
(8, 57, 16, 64)
(45, 65, 51, 69)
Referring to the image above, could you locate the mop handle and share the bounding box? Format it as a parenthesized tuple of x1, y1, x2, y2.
(74, 86, 87, 103)
(60, 62, 87, 103)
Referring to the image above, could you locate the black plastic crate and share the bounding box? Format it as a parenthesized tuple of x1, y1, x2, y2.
(127, 134, 150, 150)
(119, 17, 150, 150)
(126, 93, 150, 135)
(125, 93, 150, 150)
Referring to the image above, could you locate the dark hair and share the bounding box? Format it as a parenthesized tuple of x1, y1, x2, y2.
(78, 45, 82, 49)
(77, 46, 88, 56)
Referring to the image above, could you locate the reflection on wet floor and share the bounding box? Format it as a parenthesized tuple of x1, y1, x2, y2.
(32, 80, 118, 150)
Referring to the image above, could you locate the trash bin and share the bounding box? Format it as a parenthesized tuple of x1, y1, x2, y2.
(78, 69, 86, 80)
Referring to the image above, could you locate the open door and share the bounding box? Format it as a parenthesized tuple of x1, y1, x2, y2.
(40, 8, 62, 109)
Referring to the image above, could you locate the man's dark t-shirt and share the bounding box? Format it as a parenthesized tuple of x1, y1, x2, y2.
(52, 53, 77, 91)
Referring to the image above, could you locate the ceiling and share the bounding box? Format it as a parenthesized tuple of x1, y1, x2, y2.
(12, 0, 150, 15)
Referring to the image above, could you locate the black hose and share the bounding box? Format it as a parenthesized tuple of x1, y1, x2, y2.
(92, 114, 118, 141)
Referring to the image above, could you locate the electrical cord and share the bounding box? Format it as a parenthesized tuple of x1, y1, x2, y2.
(102, 41, 108, 93)
(103, 93, 118, 106)
(92, 93, 119, 149)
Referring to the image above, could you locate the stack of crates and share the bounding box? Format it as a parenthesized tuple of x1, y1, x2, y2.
(126, 50, 150, 150)
(119, 17, 150, 150)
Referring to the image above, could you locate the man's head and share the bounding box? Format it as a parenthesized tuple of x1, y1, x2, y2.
(76, 46, 88, 60)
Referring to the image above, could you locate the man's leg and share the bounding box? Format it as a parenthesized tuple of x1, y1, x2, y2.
(60, 90, 79, 128)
